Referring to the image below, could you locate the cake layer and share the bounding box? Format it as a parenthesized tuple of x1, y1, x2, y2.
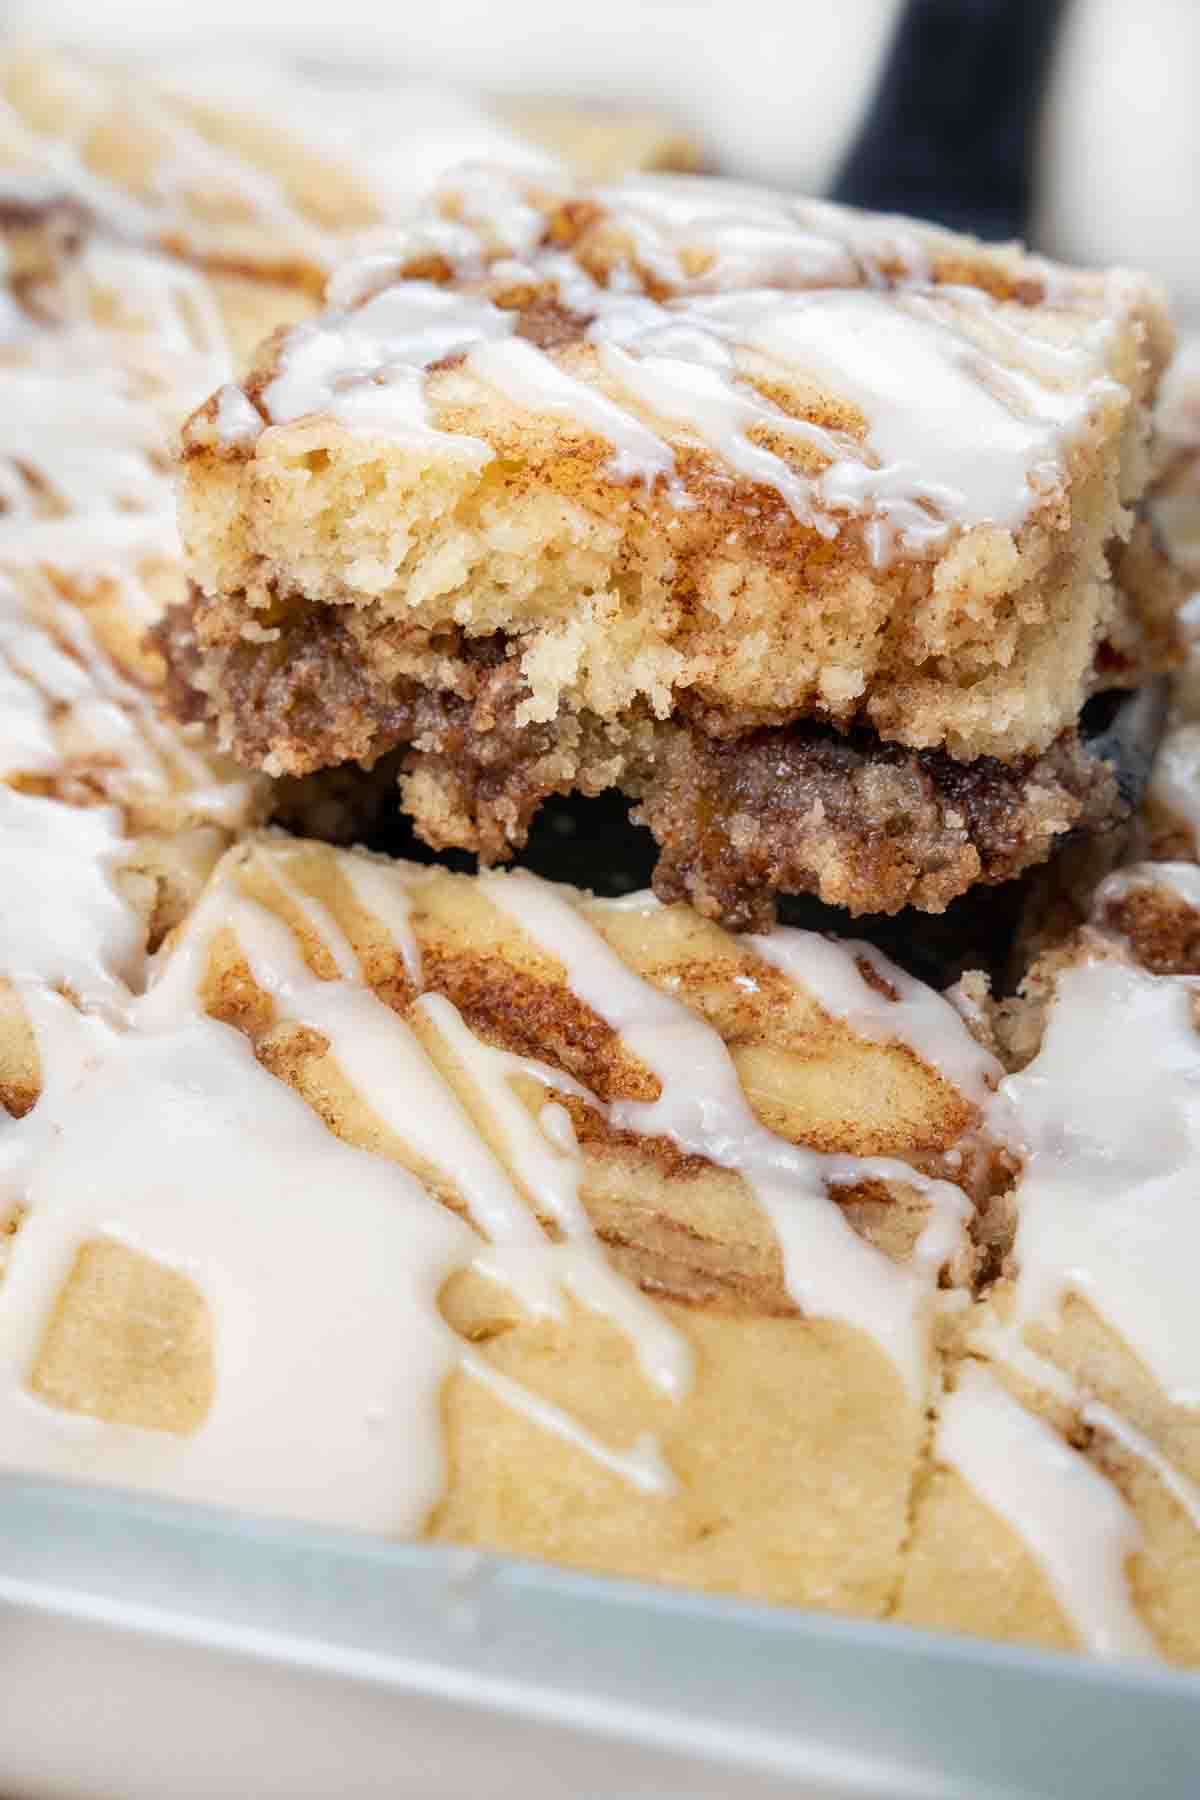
(177, 168, 1172, 777)
(161, 575, 1126, 924)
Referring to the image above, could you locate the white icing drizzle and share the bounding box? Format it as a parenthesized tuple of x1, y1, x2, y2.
(0, 788, 146, 1008)
(956, 897, 1200, 1609)
(0, 90, 162, 248)
(481, 871, 969, 1398)
(0, 982, 472, 1533)
(0, 364, 168, 519)
(261, 283, 513, 455)
(214, 383, 263, 449)
(723, 287, 1099, 551)
(1000, 960, 1200, 1408)
(261, 919, 551, 1249)
(155, 60, 558, 230)
(0, 216, 258, 859)
(460, 1347, 675, 1495)
(333, 850, 424, 989)
(972, 1319, 1200, 1535)
(0, 508, 181, 571)
(749, 927, 1005, 1118)
(970, 1316, 1078, 1404)
(76, 242, 230, 407)
(0, 573, 254, 827)
(0, 149, 680, 1530)
(263, 867, 361, 983)
(936, 1363, 1153, 1660)
(0, 53, 576, 313)
(246, 170, 1126, 563)
(0, 267, 225, 542)
(0, 594, 59, 775)
(592, 283, 1102, 558)
(0, 244, 229, 588)
(0, 68, 333, 277)
(223, 874, 689, 1397)
(1084, 1400, 1200, 1535)
(136, 88, 334, 275)
(590, 176, 864, 294)
(2, 856, 693, 1522)
(595, 336, 840, 531)
(207, 893, 550, 1245)
(444, 165, 553, 263)
(465, 336, 675, 490)
(424, 992, 691, 1398)
(3, 206, 718, 1524)
(1145, 572, 1200, 831)
(587, 886, 662, 914)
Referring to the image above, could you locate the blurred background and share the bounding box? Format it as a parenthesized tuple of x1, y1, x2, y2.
(7, 0, 1199, 323)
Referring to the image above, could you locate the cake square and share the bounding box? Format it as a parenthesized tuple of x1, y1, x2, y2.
(173, 169, 1175, 925)
(900, 933, 1200, 1664)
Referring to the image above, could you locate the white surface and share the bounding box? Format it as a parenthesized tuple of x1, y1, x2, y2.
(10, 1, 896, 196)
(1, 1608, 827, 1800)
(1034, 0, 1200, 328)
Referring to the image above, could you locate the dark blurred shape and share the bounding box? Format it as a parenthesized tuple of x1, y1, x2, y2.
(1078, 677, 1169, 814)
(516, 789, 659, 896)
(831, 0, 1068, 240)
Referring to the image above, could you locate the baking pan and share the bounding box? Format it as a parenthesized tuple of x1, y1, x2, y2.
(1, 1470, 1196, 1800)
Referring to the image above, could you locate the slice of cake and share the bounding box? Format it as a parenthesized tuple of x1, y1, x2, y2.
(171, 169, 1176, 927)
(899, 926, 1200, 1664)
(0, 47, 699, 294)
